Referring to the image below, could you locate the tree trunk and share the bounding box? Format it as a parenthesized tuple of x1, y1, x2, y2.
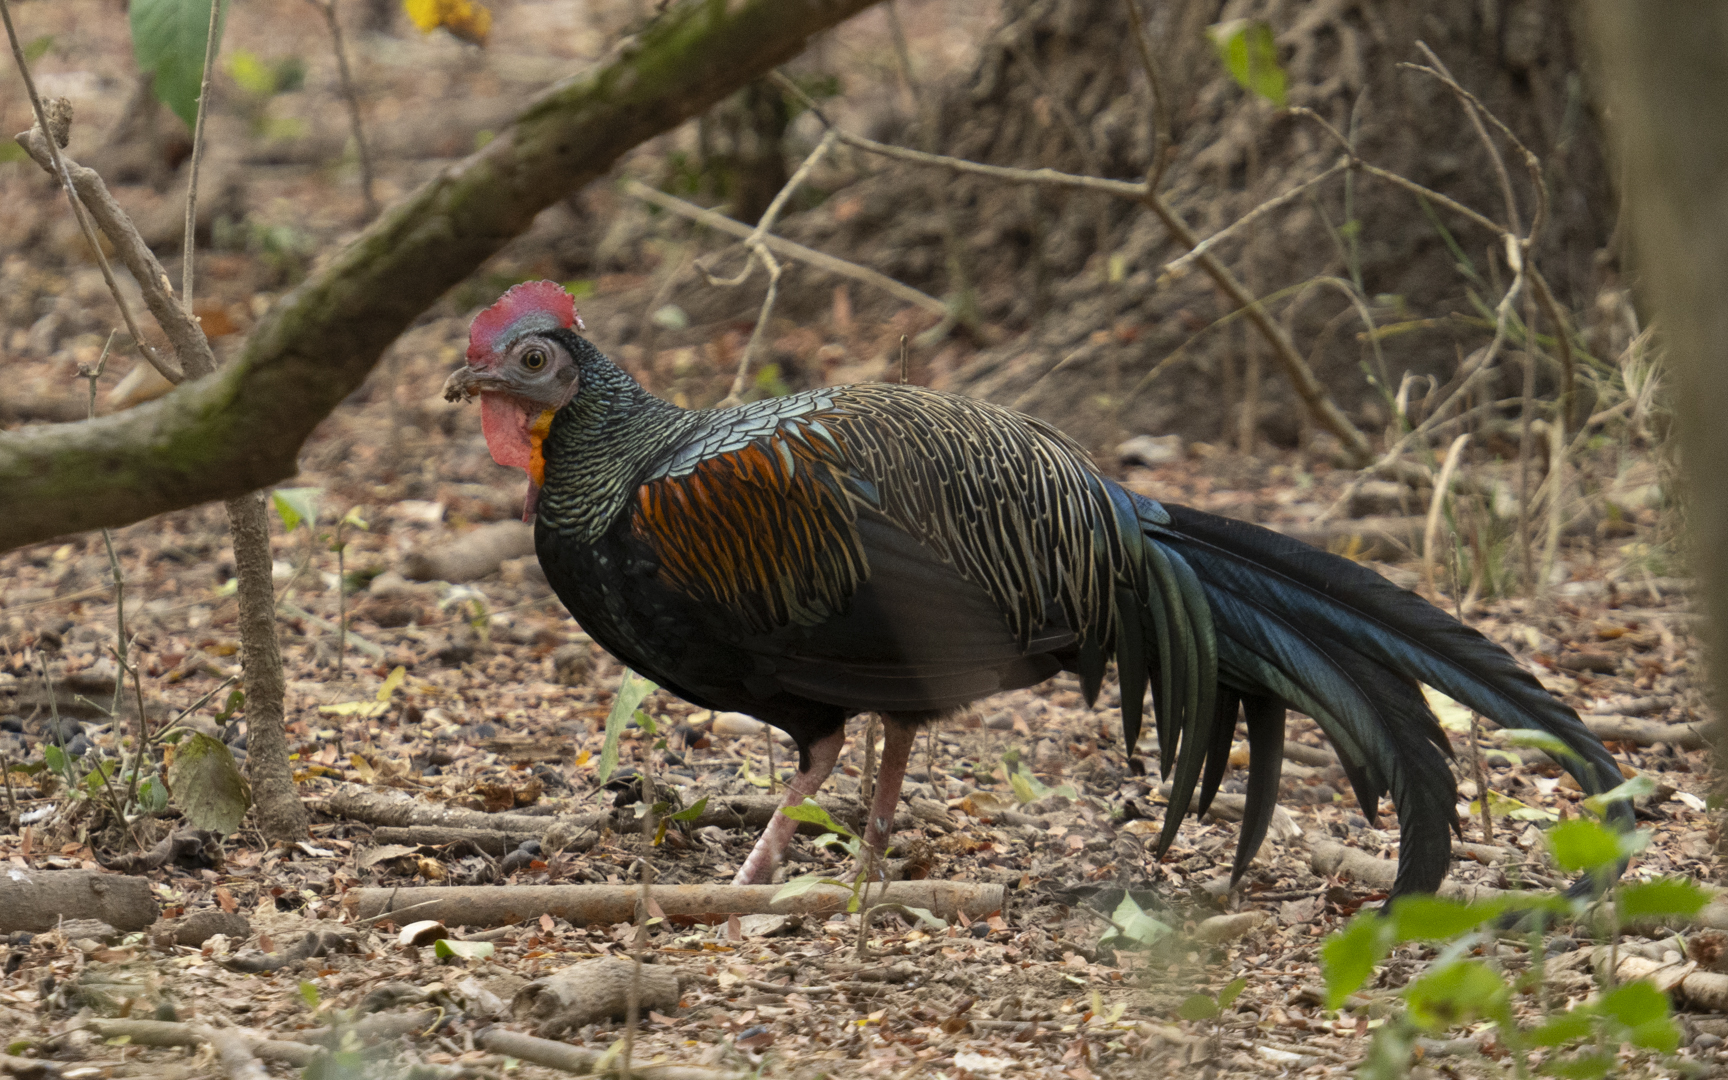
(225, 492, 306, 840)
(1582, 2, 1728, 748)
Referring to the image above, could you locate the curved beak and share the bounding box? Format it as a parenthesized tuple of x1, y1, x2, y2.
(442, 365, 512, 402)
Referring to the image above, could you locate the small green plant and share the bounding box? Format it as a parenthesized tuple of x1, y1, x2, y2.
(773, 799, 944, 955)
(1321, 778, 1709, 1079)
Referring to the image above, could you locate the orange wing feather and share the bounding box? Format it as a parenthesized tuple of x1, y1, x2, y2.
(632, 432, 868, 633)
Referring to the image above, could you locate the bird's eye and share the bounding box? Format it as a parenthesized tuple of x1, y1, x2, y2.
(522, 348, 548, 372)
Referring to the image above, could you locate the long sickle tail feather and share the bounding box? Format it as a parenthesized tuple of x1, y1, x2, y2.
(1120, 494, 1627, 896)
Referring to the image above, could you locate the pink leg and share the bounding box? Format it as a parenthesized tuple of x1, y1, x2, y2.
(733, 726, 845, 885)
(861, 719, 916, 864)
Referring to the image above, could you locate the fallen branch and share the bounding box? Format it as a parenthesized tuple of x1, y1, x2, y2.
(402, 521, 536, 583)
(78, 1020, 320, 1067)
(1308, 839, 1514, 903)
(1584, 714, 1711, 750)
(1617, 956, 1728, 1012)
(479, 1026, 747, 1080)
(342, 880, 1005, 926)
(0, 868, 159, 933)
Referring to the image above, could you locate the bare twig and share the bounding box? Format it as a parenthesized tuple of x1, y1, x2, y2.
(623, 180, 944, 314)
(706, 130, 838, 405)
(2, 0, 180, 383)
(182, 0, 223, 312)
(1120, 0, 1173, 189)
(773, 77, 1376, 465)
(1140, 192, 1374, 465)
(885, 0, 974, 335)
(1161, 160, 1349, 280)
(309, 0, 378, 218)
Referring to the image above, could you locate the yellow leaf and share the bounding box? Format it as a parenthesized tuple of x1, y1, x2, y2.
(318, 700, 389, 717)
(351, 754, 376, 784)
(376, 665, 407, 703)
(402, 0, 491, 44)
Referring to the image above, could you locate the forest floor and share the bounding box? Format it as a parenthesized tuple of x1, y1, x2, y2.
(0, 1, 1719, 1078)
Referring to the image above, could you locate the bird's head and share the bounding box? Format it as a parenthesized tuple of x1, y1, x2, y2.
(443, 280, 587, 521)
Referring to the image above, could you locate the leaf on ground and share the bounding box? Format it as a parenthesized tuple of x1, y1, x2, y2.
(166, 732, 251, 834)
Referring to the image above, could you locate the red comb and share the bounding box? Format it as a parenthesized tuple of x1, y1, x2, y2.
(467, 280, 584, 364)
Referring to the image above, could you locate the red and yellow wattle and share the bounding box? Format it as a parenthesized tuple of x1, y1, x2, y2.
(527, 408, 555, 488)
(478, 393, 557, 521)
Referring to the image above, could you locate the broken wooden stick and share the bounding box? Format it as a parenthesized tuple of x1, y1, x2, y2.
(1309, 840, 1514, 903)
(78, 1020, 320, 1066)
(344, 880, 1005, 927)
(1583, 714, 1711, 750)
(402, 521, 536, 583)
(1618, 955, 1728, 1012)
(479, 1027, 747, 1080)
(0, 868, 159, 933)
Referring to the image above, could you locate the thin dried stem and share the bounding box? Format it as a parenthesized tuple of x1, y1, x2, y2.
(716, 131, 838, 404)
(1120, 0, 1172, 188)
(311, 0, 378, 218)
(1423, 434, 1472, 596)
(1408, 46, 1522, 237)
(624, 180, 944, 314)
(182, 0, 223, 312)
(1161, 159, 1349, 280)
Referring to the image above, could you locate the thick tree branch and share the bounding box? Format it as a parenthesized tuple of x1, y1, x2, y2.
(0, 0, 881, 554)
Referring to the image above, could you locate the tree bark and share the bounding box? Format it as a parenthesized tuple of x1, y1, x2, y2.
(225, 491, 306, 840)
(0, 0, 881, 555)
(1582, 3, 1728, 742)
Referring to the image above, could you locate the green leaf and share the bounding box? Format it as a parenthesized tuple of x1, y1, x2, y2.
(1526, 1008, 1595, 1047)
(24, 35, 54, 63)
(633, 709, 658, 736)
(1402, 960, 1507, 1032)
(1500, 728, 1583, 763)
(780, 798, 854, 838)
(1204, 19, 1287, 108)
(270, 486, 321, 532)
(1216, 977, 1248, 1010)
(1597, 979, 1670, 1028)
(899, 905, 945, 931)
(137, 774, 170, 813)
(1177, 993, 1219, 1021)
(42, 744, 67, 775)
(130, 0, 228, 130)
(1546, 818, 1624, 872)
(1390, 895, 1507, 941)
(772, 872, 837, 902)
(166, 732, 251, 834)
(1321, 915, 1394, 1009)
(1618, 877, 1712, 920)
(1582, 773, 1656, 818)
(596, 668, 655, 786)
(667, 796, 709, 823)
(299, 980, 320, 1009)
(433, 938, 495, 961)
